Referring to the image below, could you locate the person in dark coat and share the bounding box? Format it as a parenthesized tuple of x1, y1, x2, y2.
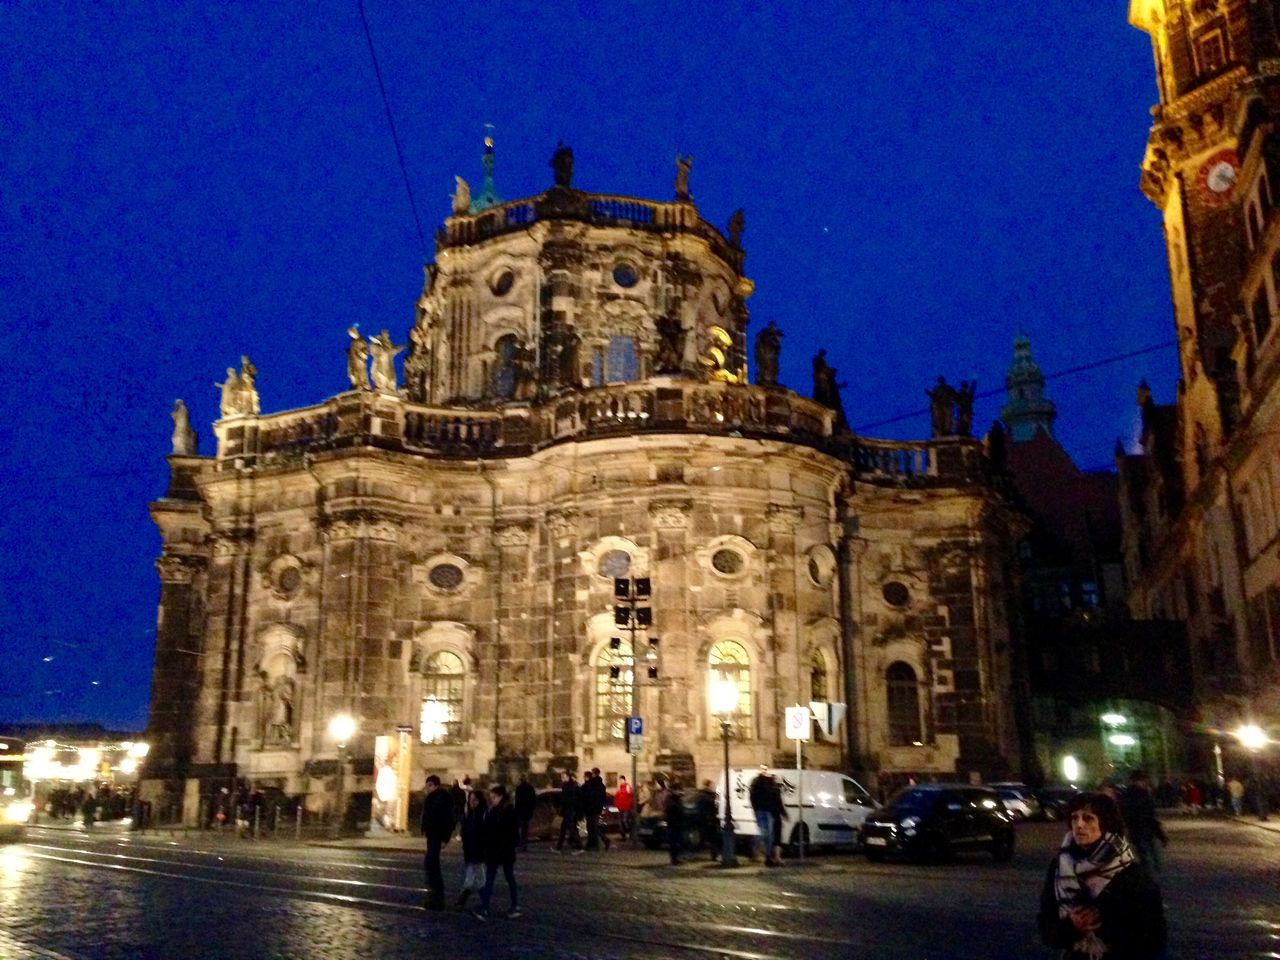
(456, 789, 488, 908)
(514, 775, 536, 850)
(556, 772, 582, 851)
(1118, 770, 1168, 874)
(473, 784, 520, 919)
(664, 780, 686, 865)
(1037, 791, 1166, 959)
(694, 780, 719, 860)
(581, 768, 610, 851)
(420, 774, 456, 910)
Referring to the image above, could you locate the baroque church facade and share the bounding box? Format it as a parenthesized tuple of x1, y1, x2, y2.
(143, 143, 1024, 822)
(1120, 0, 1280, 769)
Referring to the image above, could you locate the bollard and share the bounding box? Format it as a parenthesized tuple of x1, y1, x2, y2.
(295, 804, 303, 841)
(273, 805, 280, 838)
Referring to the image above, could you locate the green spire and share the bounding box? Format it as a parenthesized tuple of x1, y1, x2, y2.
(1000, 334, 1057, 442)
(469, 125, 502, 213)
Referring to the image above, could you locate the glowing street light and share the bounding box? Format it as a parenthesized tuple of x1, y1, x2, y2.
(328, 714, 357, 836)
(1100, 712, 1128, 727)
(1235, 724, 1269, 752)
(710, 675, 739, 868)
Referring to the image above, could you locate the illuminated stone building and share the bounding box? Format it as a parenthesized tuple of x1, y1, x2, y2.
(142, 145, 1024, 823)
(1120, 1, 1280, 770)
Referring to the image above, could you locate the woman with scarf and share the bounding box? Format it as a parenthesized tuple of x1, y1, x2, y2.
(1038, 791, 1166, 959)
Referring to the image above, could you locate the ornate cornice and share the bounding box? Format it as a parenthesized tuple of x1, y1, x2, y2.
(649, 499, 692, 530)
(494, 523, 532, 547)
(321, 510, 402, 543)
(767, 503, 804, 531)
(546, 508, 579, 538)
(156, 553, 207, 583)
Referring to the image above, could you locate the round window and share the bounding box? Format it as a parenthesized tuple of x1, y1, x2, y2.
(598, 549, 632, 578)
(428, 563, 465, 591)
(807, 545, 836, 587)
(490, 269, 515, 297)
(612, 263, 639, 288)
(277, 567, 302, 595)
(882, 581, 911, 608)
(711, 548, 745, 575)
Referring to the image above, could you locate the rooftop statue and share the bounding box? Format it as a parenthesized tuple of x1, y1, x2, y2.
(404, 325, 431, 401)
(452, 176, 471, 216)
(956, 380, 976, 437)
(754, 321, 782, 387)
(216, 356, 260, 418)
(675, 153, 693, 201)
(368, 329, 405, 394)
(927, 376, 957, 437)
(812, 348, 848, 427)
(347, 324, 371, 390)
(551, 141, 574, 188)
(170, 399, 198, 455)
(727, 208, 745, 248)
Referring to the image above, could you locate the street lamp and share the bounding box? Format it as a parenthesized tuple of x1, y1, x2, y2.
(1235, 724, 1270, 822)
(710, 675, 739, 868)
(328, 713, 357, 835)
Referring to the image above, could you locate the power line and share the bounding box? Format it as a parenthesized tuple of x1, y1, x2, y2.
(852, 340, 1179, 432)
(356, 0, 428, 260)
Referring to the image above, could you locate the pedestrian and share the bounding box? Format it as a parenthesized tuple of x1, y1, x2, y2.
(473, 783, 520, 920)
(664, 779, 686, 865)
(450, 778, 467, 829)
(456, 789, 488, 908)
(1226, 777, 1244, 817)
(614, 775, 634, 839)
(694, 780, 719, 860)
(1118, 770, 1168, 875)
(514, 774, 537, 849)
(582, 768, 609, 850)
(749, 765, 776, 864)
(556, 771, 582, 851)
(420, 774, 456, 910)
(1037, 791, 1166, 959)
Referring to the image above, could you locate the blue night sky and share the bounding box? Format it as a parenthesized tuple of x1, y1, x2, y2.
(2, 2, 1175, 730)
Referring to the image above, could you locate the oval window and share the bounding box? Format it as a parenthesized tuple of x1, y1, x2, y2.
(711, 548, 745, 575)
(277, 567, 302, 595)
(612, 263, 639, 288)
(428, 563, 465, 591)
(598, 549, 632, 578)
(490, 269, 515, 297)
(882, 581, 911, 608)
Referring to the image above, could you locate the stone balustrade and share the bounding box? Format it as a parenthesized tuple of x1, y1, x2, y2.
(207, 382, 990, 488)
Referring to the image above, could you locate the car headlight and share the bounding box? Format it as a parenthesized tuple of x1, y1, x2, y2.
(899, 816, 921, 829)
(4, 802, 33, 824)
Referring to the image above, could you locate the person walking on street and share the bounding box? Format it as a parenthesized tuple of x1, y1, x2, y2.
(421, 775, 456, 910)
(473, 784, 520, 920)
(695, 780, 719, 860)
(1118, 770, 1168, 875)
(582, 768, 610, 850)
(556, 772, 582, 851)
(514, 775, 536, 849)
(614, 775, 634, 839)
(456, 788, 488, 909)
(1227, 777, 1245, 817)
(1038, 791, 1166, 959)
(749, 765, 777, 864)
(665, 780, 686, 865)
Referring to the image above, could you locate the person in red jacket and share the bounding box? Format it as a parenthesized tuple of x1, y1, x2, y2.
(614, 775, 634, 839)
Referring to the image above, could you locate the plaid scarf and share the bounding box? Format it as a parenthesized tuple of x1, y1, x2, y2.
(1052, 830, 1137, 958)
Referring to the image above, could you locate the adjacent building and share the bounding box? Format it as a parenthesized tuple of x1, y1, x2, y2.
(142, 146, 1025, 824)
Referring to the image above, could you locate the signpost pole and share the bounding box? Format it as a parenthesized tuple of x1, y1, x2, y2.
(796, 734, 804, 861)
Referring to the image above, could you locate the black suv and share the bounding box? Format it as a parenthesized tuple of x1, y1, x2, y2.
(860, 784, 1015, 863)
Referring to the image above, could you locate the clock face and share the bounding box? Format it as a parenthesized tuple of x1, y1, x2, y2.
(1198, 149, 1239, 204)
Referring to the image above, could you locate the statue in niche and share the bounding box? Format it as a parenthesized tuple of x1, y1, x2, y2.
(368, 329, 405, 393)
(727, 208, 745, 248)
(654, 314, 685, 373)
(346, 324, 371, 390)
(260, 674, 295, 744)
(554, 328, 581, 388)
(754, 321, 783, 386)
(216, 356, 259, 418)
(170, 399, 198, 455)
(403, 325, 431, 401)
(927, 376, 957, 437)
(955, 380, 976, 436)
(551, 141, 574, 188)
(674, 153, 693, 200)
(452, 176, 471, 216)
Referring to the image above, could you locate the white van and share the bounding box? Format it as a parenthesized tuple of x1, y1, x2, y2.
(714, 768, 877, 850)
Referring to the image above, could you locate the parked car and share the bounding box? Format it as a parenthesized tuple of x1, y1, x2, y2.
(526, 788, 622, 842)
(860, 784, 1015, 863)
(636, 795, 711, 851)
(989, 782, 1041, 821)
(1036, 786, 1080, 821)
(715, 768, 877, 851)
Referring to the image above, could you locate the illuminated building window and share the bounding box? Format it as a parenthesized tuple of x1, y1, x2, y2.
(595, 640, 634, 741)
(607, 336, 637, 382)
(708, 640, 752, 739)
(886, 661, 923, 747)
(1194, 28, 1227, 78)
(420, 651, 465, 745)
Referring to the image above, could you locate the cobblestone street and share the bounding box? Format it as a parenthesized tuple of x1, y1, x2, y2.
(0, 817, 1276, 959)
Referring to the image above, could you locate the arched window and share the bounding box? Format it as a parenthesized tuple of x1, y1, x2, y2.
(809, 650, 829, 704)
(595, 640, 634, 741)
(885, 661, 922, 747)
(708, 639, 752, 739)
(492, 334, 518, 399)
(606, 335, 637, 382)
(420, 651, 465, 745)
